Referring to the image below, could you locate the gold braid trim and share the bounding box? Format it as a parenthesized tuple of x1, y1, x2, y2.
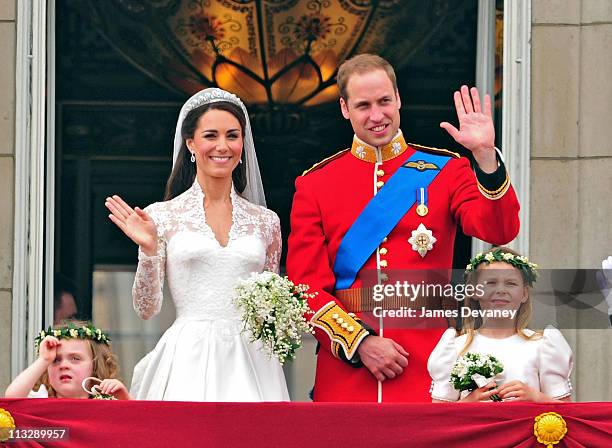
(408, 142, 461, 159)
(310, 301, 369, 360)
(331, 341, 341, 359)
(477, 172, 510, 200)
(302, 149, 350, 176)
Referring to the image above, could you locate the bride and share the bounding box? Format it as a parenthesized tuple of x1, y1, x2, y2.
(105, 88, 289, 401)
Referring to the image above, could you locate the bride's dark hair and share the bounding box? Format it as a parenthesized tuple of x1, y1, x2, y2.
(164, 101, 247, 200)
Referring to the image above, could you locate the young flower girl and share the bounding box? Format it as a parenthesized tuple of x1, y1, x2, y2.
(5, 321, 129, 400)
(428, 247, 573, 402)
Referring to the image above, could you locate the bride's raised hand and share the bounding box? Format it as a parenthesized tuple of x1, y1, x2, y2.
(105, 195, 157, 256)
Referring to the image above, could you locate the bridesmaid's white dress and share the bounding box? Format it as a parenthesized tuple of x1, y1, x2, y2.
(130, 181, 289, 401)
(427, 327, 573, 401)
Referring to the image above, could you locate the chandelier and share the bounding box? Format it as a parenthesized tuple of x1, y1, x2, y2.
(84, 0, 451, 131)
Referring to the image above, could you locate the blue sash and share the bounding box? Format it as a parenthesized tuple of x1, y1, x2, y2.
(333, 151, 451, 290)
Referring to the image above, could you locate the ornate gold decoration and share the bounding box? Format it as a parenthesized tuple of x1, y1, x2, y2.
(404, 160, 439, 171)
(311, 301, 368, 359)
(83, 1, 452, 126)
(0, 408, 15, 442)
(302, 148, 350, 176)
(408, 142, 460, 159)
(533, 412, 567, 448)
(477, 172, 510, 200)
(350, 133, 408, 163)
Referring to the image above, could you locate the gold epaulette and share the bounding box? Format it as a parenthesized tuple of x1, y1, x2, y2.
(408, 142, 461, 159)
(310, 301, 369, 360)
(302, 149, 350, 176)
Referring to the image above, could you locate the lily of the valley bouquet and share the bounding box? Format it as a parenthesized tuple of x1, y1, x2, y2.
(450, 352, 504, 401)
(234, 271, 315, 365)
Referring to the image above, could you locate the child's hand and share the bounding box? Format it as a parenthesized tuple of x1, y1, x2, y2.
(99, 379, 130, 400)
(460, 381, 498, 402)
(38, 336, 60, 364)
(496, 380, 542, 402)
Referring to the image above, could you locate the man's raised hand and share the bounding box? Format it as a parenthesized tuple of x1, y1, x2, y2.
(440, 85, 497, 173)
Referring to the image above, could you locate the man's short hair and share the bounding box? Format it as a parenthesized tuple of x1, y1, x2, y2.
(337, 53, 398, 101)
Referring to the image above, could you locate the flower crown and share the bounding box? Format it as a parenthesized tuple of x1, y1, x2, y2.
(34, 322, 111, 348)
(465, 249, 538, 285)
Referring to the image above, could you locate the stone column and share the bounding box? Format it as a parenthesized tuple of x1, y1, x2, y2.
(532, 0, 612, 401)
(0, 0, 16, 393)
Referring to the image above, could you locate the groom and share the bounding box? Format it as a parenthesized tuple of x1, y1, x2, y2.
(286, 54, 520, 402)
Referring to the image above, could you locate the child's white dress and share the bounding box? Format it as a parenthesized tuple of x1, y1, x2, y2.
(427, 327, 573, 401)
(28, 384, 49, 398)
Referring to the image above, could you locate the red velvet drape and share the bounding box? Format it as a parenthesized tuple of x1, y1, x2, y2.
(1, 400, 611, 447)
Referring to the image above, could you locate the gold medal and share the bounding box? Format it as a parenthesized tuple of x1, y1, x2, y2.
(416, 203, 429, 217)
(415, 187, 429, 217)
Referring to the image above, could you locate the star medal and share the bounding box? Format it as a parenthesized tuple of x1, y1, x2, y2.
(408, 223, 436, 257)
(415, 187, 428, 217)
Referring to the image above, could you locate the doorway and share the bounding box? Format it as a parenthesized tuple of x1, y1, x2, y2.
(53, 0, 489, 398)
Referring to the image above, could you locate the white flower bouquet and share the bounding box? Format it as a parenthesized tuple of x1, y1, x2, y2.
(450, 352, 504, 401)
(234, 271, 315, 365)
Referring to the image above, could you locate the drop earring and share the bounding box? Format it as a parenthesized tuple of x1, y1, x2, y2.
(239, 158, 243, 164)
(190, 153, 196, 163)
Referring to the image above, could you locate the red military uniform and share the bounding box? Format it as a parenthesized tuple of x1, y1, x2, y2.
(287, 131, 520, 402)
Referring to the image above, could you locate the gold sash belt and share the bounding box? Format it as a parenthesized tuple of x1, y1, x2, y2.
(335, 288, 444, 313)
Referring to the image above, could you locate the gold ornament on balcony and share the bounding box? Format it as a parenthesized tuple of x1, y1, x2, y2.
(533, 412, 567, 448)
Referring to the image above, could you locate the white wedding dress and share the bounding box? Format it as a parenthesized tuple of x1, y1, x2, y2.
(130, 180, 289, 401)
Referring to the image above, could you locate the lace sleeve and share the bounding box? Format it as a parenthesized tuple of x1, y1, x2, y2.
(132, 203, 166, 320)
(264, 211, 282, 274)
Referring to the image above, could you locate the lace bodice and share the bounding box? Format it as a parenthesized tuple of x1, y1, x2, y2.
(132, 181, 281, 320)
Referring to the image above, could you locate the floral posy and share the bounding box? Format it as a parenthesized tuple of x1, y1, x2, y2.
(450, 352, 504, 401)
(234, 272, 315, 364)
